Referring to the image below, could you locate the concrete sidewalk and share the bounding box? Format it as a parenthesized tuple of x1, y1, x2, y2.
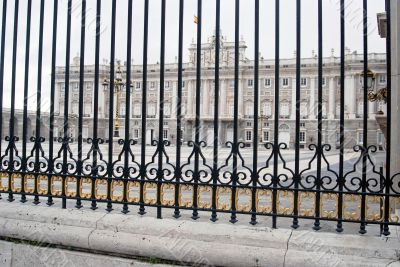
(0, 202, 399, 267)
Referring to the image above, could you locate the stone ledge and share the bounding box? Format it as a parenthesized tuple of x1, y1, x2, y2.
(0, 202, 399, 267)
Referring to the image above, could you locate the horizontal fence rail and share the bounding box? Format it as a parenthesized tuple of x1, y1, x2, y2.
(0, 0, 398, 235)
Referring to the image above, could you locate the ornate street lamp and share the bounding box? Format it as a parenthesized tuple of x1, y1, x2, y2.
(362, 69, 388, 111)
(102, 62, 133, 138)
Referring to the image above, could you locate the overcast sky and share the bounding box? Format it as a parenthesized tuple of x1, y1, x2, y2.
(0, 0, 387, 110)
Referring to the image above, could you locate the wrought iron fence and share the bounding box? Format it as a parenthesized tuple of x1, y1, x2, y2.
(0, 0, 399, 236)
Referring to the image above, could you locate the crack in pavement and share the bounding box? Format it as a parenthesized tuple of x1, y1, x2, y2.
(283, 230, 293, 267)
(87, 213, 108, 249)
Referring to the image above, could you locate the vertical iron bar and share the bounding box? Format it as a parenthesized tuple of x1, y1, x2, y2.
(230, 0, 240, 224)
(106, 0, 117, 213)
(47, 0, 58, 207)
(76, 0, 86, 209)
(174, 0, 184, 219)
(272, 0, 280, 229)
(0, 0, 6, 173)
(62, 0, 72, 209)
(292, 0, 301, 229)
(192, 0, 202, 220)
(8, 0, 20, 202)
(337, 0, 345, 233)
(156, 0, 166, 219)
(122, 0, 133, 215)
(33, 0, 45, 205)
(8, 0, 20, 203)
(21, 0, 32, 204)
(359, 0, 368, 235)
(382, 0, 391, 237)
(211, 0, 220, 223)
(91, 0, 101, 211)
(250, 0, 259, 226)
(139, 0, 149, 216)
(314, 0, 323, 231)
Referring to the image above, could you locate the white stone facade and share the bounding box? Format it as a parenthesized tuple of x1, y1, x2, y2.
(49, 36, 387, 149)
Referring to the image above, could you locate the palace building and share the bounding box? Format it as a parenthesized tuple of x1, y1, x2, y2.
(5, 35, 387, 150)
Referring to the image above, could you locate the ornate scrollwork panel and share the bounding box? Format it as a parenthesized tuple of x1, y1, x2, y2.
(216, 187, 231, 211)
(50, 176, 63, 196)
(298, 192, 316, 217)
(256, 189, 272, 214)
(179, 185, 193, 208)
(65, 177, 77, 197)
(277, 190, 294, 216)
(320, 193, 338, 219)
(389, 197, 400, 223)
(24, 174, 35, 193)
(127, 181, 140, 203)
(343, 194, 362, 221)
(95, 179, 108, 200)
(111, 180, 124, 202)
(10, 173, 22, 193)
(37, 175, 48, 195)
(236, 188, 252, 212)
(197, 185, 212, 209)
(144, 182, 157, 205)
(161, 184, 175, 207)
(366, 195, 384, 222)
(0, 172, 9, 191)
(79, 178, 92, 199)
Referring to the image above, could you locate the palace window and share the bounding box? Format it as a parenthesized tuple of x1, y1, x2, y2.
(135, 82, 141, 90)
(263, 131, 269, 142)
(245, 103, 253, 116)
(280, 102, 289, 117)
(358, 132, 364, 144)
(245, 131, 252, 141)
(282, 78, 289, 87)
(246, 122, 252, 127)
(247, 79, 254, 88)
(164, 104, 171, 116)
(300, 131, 306, 143)
(133, 104, 141, 117)
(300, 78, 307, 87)
(264, 78, 271, 88)
(148, 103, 156, 116)
(163, 129, 169, 140)
(60, 83, 65, 91)
(300, 102, 308, 117)
(165, 81, 170, 89)
(150, 81, 156, 90)
(322, 77, 326, 86)
(133, 129, 139, 139)
(182, 80, 186, 88)
(263, 102, 272, 116)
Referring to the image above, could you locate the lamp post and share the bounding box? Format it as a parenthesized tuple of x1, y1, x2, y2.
(102, 62, 132, 138)
(362, 69, 387, 115)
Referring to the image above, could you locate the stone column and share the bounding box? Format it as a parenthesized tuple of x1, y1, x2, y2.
(309, 77, 316, 119)
(171, 81, 177, 117)
(345, 75, 356, 119)
(238, 79, 244, 117)
(328, 77, 336, 119)
(220, 79, 226, 117)
(368, 101, 376, 119)
(202, 80, 209, 116)
(291, 77, 296, 120)
(187, 80, 193, 116)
